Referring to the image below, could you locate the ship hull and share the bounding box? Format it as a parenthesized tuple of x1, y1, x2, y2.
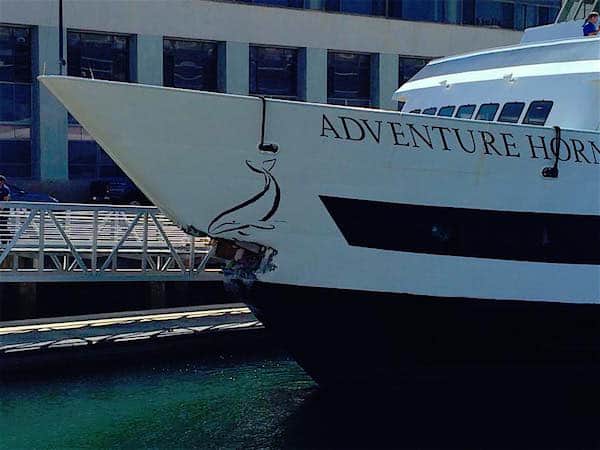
(38, 76, 600, 384)
(38, 76, 600, 306)
(244, 281, 600, 388)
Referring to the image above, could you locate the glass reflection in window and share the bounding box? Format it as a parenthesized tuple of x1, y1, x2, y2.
(164, 39, 219, 91)
(250, 46, 298, 99)
(327, 51, 372, 107)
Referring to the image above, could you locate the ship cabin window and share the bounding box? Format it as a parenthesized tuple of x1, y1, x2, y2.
(497, 102, 525, 123)
(522, 101, 553, 126)
(398, 101, 406, 111)
(437, 106, 455, 117)
(455, 104, 476, 119)
(475, 103, 499, 121)
(409, 109, 421, 114)
(422, 107, 437, 115)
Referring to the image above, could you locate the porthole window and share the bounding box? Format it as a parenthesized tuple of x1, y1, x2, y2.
(455, 104, 476, 119)
(498, 102, 525, 123)
(437, 106, 455, 117)
(422, 107, 437, 115)
(475, 103, 499, 121)
(523, 101, 553, 126)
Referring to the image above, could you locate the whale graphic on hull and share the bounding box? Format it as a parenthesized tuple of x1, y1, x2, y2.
(207, 159, 281, 237)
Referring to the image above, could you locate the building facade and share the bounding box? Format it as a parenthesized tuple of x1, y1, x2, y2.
(1, 0, 561, 201)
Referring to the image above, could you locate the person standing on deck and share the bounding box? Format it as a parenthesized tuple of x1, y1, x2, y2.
(583, 12, 599, 36)
(0, 175, 11, 244)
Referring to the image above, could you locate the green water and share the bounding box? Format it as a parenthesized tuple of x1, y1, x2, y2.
(1, 354, 315, 449)
(2, 350, 599, 449)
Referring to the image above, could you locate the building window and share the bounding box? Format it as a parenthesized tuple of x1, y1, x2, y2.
(0, 26, 32, 178)
(233, 0, 560, 30)
(464, 0, 560, 30)
(250, 46, 299, 100)
(67, 31, 129, 81)
(67, 31, 131, 180)
(163, 38, 219, 91)
(389, 0, 463, 24)
(237, 0, 304, 7)
(327, 51, 372, 107)
(398, 56, 430, 87)
(325, 0, 386, 15)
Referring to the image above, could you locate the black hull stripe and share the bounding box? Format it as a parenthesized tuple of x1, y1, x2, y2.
(320, 196, 600, 265)
(246, 282, 599, 388)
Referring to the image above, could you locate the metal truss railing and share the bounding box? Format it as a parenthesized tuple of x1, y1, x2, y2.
(0, 202, 221, 282)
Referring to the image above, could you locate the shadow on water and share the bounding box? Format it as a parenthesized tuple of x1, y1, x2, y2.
(282, 379, 600, 450)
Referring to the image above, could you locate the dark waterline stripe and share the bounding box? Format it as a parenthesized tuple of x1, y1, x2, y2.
(320, 196, 600, 265)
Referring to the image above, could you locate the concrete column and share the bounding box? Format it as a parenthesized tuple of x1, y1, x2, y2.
(376, 53, 399, 111)
(304, 47, 327, 104)
(225, 41, 249, 95)
(34, 26, 68, 181)
(134, 35, 163, 85)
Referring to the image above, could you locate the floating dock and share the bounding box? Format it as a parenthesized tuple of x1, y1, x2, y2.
(0, 304, 264, 373)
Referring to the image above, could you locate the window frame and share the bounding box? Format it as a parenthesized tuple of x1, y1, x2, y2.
(163, 37, 220, 92)
(0, 25, 33, 179)
(437, 105, 456, 117)
(67, 29, 132, 180)
(249, 44, 300, 100)
(455, 104, 476, 119)
(67, 30, 131, 82)
(497, 101, 526, 124)
(522, 100, 554, 126)
(327, 50, 373, 107)
(475, 103, 500, 121)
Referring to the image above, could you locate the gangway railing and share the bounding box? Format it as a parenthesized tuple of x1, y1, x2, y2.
(0, 202, 221, 282)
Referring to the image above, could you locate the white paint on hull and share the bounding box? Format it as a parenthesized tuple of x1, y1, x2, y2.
(39, 76, 600, 304)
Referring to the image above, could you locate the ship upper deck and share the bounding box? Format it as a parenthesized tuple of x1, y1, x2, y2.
(408, 37, 599, 84)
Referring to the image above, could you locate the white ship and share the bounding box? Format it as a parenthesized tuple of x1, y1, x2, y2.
(40, 1, 599, 387)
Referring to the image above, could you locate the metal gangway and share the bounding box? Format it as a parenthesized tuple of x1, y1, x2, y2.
(0, 202, 221, 282)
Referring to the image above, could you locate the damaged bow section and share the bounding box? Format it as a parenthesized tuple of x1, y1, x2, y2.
(210, 238, 278, 301)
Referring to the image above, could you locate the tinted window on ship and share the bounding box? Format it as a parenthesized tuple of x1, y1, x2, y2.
(498, 102, 525, 123)
(475, 103, 499, 121)
(422, 107, 437, 115)
(455, 104, 476, 119)
(437, 106, 455, 117)
(523, 101, 553, 126)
